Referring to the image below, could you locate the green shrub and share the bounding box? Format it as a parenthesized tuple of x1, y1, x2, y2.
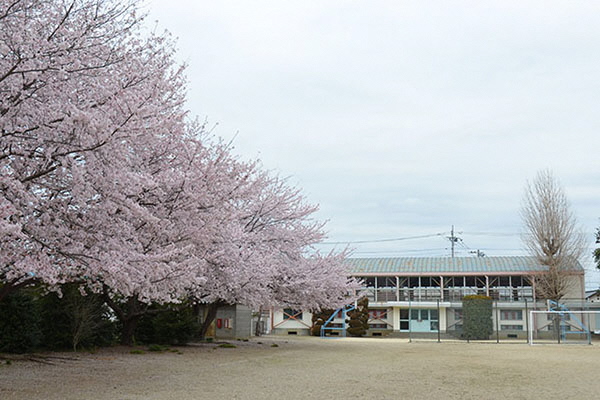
(147, 344, 166, 352)
(462, 295, 493, 340)
(130, 349, 145, 354)
(135, 303, 199, 346)
(39, 284, 116, 351)
(0, 290, 41, 353)
(346, 297, 369, 337)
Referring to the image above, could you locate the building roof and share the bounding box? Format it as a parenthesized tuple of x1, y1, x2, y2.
(345, 256, 584, 276)
(586, 289, 600, 298)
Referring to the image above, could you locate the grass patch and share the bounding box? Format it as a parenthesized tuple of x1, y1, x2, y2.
(147, 344, 167, 352)
(217, 343, 237, 348)
(270, 344, 279, 348)
(129, 349, 145, 355)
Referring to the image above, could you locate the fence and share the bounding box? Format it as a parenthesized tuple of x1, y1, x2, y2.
(374, 298, 600, 344)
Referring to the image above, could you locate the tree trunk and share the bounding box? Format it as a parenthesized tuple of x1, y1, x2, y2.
(254, 308, 262, 337)
(198, 301, 225, 340)
(120, 315, 141, 346)
(102, 289, 146, 346)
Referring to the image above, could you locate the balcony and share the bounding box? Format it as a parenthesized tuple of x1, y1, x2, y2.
(363, 286, 534, 303)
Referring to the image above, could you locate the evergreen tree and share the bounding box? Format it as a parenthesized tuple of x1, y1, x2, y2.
(346, 297, 369, 337)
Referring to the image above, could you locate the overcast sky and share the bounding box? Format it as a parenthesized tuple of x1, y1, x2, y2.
(147, 1, 600, 288)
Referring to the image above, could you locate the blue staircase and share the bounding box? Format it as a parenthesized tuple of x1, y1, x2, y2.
(548, 300, 591, 344)
(320, 305, 356, 338)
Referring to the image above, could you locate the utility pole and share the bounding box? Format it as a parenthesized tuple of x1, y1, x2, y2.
(447, 225, 461, 258)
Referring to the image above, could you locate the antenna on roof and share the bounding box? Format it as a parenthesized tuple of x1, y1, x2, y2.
(470, 249, 486, 257)
(447, 225, 462, 258)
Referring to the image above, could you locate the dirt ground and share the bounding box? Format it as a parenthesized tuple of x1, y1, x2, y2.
(1, 336, 599, 399)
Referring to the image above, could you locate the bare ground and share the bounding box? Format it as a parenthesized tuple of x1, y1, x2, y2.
(1, 336, 599, 399)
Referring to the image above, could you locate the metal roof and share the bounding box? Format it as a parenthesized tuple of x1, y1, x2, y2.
(345, 256, 584, 275)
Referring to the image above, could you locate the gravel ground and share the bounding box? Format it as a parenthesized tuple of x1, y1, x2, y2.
(1, 336, 599, 399)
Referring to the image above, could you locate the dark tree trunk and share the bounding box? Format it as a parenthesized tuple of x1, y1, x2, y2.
(254, 308, 262, 337)
(102, 289, 147, 346)
(120, 315, 141, 346)
(198, 301, 226, 340)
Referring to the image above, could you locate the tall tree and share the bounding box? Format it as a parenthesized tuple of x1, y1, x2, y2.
(594, 227, 600, 270)
(0, 0, 187, 300)
(1, 0, 360, 346)
(521, 170, 585, 301)
(193, 164, 359, 338)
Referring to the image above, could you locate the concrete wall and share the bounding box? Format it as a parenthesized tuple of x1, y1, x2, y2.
(272, 309, 312, 335)
(215, 305, 252, 339)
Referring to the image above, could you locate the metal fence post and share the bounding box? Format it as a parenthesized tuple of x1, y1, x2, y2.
(525, 298, 529, 344)
(495, 300, 499, 343)
(437, 299, 441, 343)
(409, 295, 412, 343)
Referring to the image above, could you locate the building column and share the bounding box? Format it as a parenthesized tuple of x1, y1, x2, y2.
(392, 307, 400, 331)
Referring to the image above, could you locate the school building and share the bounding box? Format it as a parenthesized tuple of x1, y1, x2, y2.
(271, 256, 588, 339)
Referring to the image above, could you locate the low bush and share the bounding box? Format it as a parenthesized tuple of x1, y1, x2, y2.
(39, 284, 116, 351)
(135, 303, 199, 345)
(0, 290, 41, 353)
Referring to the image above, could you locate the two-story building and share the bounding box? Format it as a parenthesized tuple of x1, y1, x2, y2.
(271, 256, 586, 339)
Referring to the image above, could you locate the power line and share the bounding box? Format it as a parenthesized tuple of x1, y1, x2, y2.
(352, 247, 448, 255)
(464, 231, 521, 237)
(321, 232, 444, 245)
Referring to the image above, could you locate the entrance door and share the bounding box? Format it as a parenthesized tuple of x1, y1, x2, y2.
(409, 309, 439, 332)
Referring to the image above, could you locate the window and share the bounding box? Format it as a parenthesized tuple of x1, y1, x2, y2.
(547, 324, 571, 331)
(501, 325, 523, 331)
(430, 309, 439, 321)
(369, 309, 388, 320)
(378, 276, 396, 288)
(500, 310, 522, 320)
(411, 309, 419, 320)
(283, 308, 302, 320)
(453, 309, 463, 320)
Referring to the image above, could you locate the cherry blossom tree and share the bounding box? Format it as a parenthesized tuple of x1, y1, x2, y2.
(0, 0, 187, 300)
(193, 167, 359, 338)
(1, 0, 359, 346)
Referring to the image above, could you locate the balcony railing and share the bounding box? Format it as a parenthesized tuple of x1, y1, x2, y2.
(364, 287, 535, 303)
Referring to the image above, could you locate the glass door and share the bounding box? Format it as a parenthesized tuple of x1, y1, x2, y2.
(408, 309, 439, 332)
